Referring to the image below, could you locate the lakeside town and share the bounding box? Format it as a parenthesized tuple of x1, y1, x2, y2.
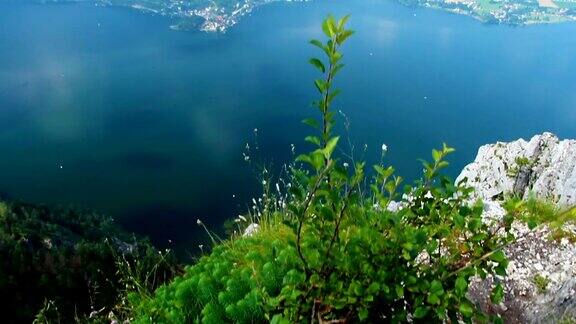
(94, 0, 307, 32)
(404, 0, 576, 25)
(37, 0, 576, 31)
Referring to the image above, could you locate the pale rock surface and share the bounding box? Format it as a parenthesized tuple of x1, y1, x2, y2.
(457, 132, 576, 206)
(457, 133, 576, 323)
(243, 223, 260, 237)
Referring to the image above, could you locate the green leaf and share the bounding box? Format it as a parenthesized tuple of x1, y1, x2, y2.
(455, 276, 468, 297)
(314, 79, 327, 94)
(351, 281, 363, 296)
(310, 39, 325, 51)
(427, 293, 440, 305)
(322, 17, 335, 37)
(413, 306, 429, 318)
(437, 160, 449, 169)
(430, 280, 444, 295)
(333, 63, 345, 76)
(367, 282, 380, 294)
(336, 30, 355, 45)
(337, 14, 351, 30)
(459, 301, 474, 318)
(396, 285, 404, 298)
(491, 283, 504, 304)
(358, 308, 369, 321)
(330, 51, 343, 64)
(326, 89, 341, 104)
(492, 315, 504, 324)
(305, 136, 321, 147)
(270, 314, 291, 324)
(302, 117, 319, 129)
(323, 136, 340, 159)
(295, 154, 311, 165)
(309, 58, 325, 73)
(490, 250, 507, 263)
(443, 143, 455, 154)
(432, 149, 441, 162)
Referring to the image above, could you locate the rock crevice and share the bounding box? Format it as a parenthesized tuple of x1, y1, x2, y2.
(457, 132, 576, 206)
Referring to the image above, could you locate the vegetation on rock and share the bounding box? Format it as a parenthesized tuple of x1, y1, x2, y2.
(129, 16, 531, 323)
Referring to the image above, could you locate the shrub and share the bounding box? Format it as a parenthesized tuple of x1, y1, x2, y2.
(130, 225, 297, 323)
(0, 200, 179, 323)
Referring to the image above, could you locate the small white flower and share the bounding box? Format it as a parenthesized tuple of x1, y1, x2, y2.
(199, 244, 203, 249)
(196, 219, 203, 225)
(262, 180, 267, 185)
(254, 128, 258, 132)
(343, 162, 349, 168)
(381, 143, 388, 152)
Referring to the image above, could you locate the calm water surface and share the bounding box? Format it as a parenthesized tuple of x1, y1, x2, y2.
(1, 0, 576, 257)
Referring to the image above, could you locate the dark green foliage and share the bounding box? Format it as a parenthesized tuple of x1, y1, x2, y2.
(131, 16, 523, 323)
(129, 226, 298, 323)
(0, 200, 178, 323)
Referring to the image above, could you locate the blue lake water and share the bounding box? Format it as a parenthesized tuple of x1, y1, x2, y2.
(1, 0, 576, 257)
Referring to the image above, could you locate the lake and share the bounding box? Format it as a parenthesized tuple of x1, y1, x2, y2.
(1, 0, 576, 257)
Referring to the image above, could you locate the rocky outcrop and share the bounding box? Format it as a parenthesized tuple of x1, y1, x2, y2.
(457, 133, 576, 323)
(456, 132, 576, 206)
(243, 223, 260, 237)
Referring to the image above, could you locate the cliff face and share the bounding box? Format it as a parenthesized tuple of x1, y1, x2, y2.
(456, 133, 576, 323)
(457, 132, 576, 206)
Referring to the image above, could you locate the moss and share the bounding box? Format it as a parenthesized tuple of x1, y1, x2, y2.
(515, 156, 531, 167)
(532, 274, 551, 294)
(506, 156, 533, 178)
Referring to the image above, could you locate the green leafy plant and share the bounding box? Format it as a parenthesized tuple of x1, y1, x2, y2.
(131, 15, 528, 323)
